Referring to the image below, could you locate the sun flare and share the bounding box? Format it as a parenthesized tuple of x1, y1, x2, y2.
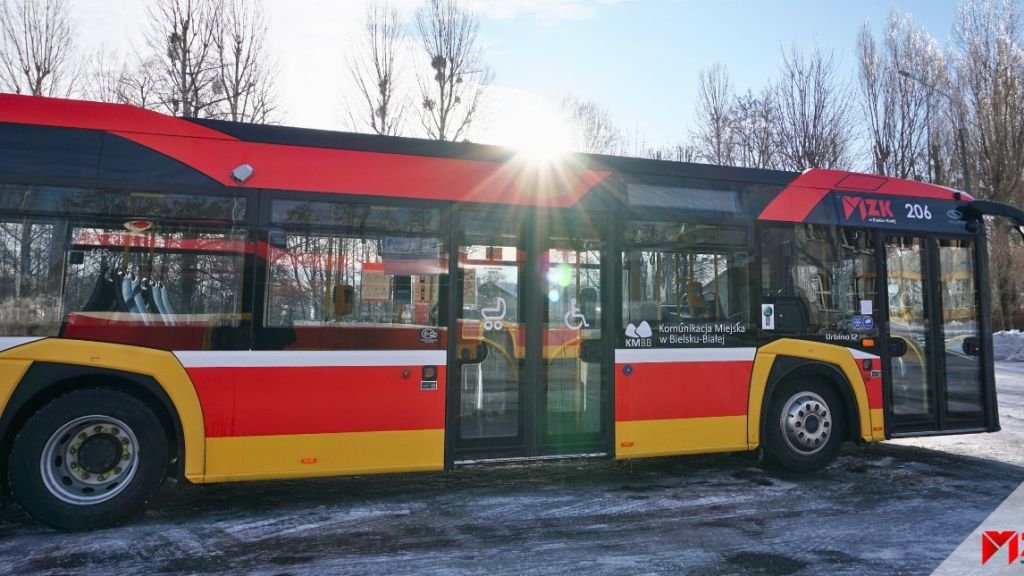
(478, 88, 575, 161)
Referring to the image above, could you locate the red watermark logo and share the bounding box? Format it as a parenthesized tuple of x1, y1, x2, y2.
(841, 196, 894, 221)
(982, 530, 1024, 565)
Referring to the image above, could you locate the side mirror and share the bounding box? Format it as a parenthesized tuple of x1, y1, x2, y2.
(580, 338, 603, 363)
(962, 336, 981, 357)
(333, 285, 354, 317)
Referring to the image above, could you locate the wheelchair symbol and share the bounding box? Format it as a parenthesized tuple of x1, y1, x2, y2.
(564, 298, 590, 330)
(482, 297, 507, 331)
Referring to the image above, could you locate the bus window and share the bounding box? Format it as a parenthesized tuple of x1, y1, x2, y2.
(0, 219, 65, 337)
(59, 221, 249, 349)
(265, 200, 445, 350)
(760, 225, 877, 337)
(621, 221, 750, 340)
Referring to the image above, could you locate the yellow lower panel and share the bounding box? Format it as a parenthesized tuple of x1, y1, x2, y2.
(203, 429, 444, 483)
(870, 408, 885, 441)
(615, 416, 749, 459)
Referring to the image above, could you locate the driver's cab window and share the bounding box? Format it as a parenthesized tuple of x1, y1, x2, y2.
(760, 225, 877, 336)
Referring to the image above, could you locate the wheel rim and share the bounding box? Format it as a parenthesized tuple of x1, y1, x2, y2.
(779, 391, 832, 456)
(40, 415, 140, 505)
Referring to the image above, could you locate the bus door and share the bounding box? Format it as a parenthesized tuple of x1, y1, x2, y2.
(882, 235, 987, 434)
(450, 209, 610, 459)
(540, 214, 608, 455)
(452, 209, 527, 456)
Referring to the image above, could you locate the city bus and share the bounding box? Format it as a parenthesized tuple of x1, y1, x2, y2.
(1, 94, 1023, 530)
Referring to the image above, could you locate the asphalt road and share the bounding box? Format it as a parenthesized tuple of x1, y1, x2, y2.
(2, 366, 1023, 575)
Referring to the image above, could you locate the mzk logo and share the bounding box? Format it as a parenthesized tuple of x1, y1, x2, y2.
(841, 196, 895, 223)
(982, 530, 1024, 565)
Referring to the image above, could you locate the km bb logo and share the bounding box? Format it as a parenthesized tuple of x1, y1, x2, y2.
(841, 196, 894, 221)
(982, 530, 1024, 565)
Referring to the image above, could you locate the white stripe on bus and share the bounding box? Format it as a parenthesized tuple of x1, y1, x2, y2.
(614, 347, 757, 364)
(0, 337, 43, 352)
(173, 349, 448, 368)
(848, 348, 880, 360)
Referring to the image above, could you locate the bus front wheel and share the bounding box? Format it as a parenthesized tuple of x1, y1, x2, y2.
(7, 388, 169, 530)
(763, 380, 844, 472)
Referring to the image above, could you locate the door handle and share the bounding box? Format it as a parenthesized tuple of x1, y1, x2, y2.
(888, 338, 908, 357)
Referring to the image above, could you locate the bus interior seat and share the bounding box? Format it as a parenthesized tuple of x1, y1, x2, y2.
(687, 280, 706, 317)
(81, 266, 122, 312)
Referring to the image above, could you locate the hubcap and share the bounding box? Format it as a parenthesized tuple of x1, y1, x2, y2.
(779, 391, 832, 456)
(40, 415, 139, 505)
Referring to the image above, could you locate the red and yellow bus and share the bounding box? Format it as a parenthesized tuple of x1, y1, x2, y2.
(1, 94, 1022, 530)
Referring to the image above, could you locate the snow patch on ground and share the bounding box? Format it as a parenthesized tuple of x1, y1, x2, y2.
(993, 330, 1024, 361)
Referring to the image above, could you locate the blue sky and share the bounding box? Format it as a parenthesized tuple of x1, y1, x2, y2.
(72, 0, 964, 150)
(477, 0, 960, 147)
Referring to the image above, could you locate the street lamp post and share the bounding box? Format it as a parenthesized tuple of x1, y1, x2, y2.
(898, 69, 972, 195)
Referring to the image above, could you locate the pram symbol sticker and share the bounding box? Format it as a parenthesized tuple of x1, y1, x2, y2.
(482, 297, 506, 331)
(564, 298, 590, 329)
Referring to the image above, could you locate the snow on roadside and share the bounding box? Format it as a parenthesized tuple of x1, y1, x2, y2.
(993, 330, 1024, 362)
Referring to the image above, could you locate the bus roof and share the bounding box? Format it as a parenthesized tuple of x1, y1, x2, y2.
(0, 94, 971, 227)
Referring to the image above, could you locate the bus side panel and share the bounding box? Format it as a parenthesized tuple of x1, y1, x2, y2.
(0, 339, 207, 482)
(178, 351, 447, 482)
(746, 339, 885, 447)
(613, 348, 755, 459)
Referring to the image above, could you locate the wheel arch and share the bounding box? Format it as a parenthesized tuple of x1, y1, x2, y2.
(747, 339, 877, 448)
(759, 357, 860, 446)
(1, 363, 182, 473)
(0, 339, 206, 492)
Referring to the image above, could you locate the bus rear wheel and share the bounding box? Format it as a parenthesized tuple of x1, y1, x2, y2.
(763, 380, 844, 473)
(8, 389, 168, 530)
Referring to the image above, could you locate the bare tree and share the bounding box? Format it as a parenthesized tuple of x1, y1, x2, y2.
(644, 143, 698, 163)
(83, 47, 129, 103)
(559, 94, 622, 154)
(732, 85, 781, 169)
(415, 0, 493, 141)
(774, 46, 853, 170)
(856, 10, 944, 180)
(215, 0, 276, 123)
(117, 57, 165, 109)
(83, 48, 161, 109)
(0, 0, 75, 96)
(951, 0, 1024, 328)
(691, 62, 736, 165)
(348, 1, 407, 136)
(144, 0, 224, 118)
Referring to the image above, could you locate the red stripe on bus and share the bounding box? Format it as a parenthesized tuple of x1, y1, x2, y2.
(188, 365, 446, 437)
(1, 94, 235, 140)
(859, 367, 883, 410)
(759, 168, 971, 223)
(115, 132, 611, 207)
(614, 361, 752, 421)
(758, 185, 828, 222)
(796, 169, 972, 201)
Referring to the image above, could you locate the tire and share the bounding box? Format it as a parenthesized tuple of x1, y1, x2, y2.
(8, 388, 169, 530)
(763, 379, 845, 473)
